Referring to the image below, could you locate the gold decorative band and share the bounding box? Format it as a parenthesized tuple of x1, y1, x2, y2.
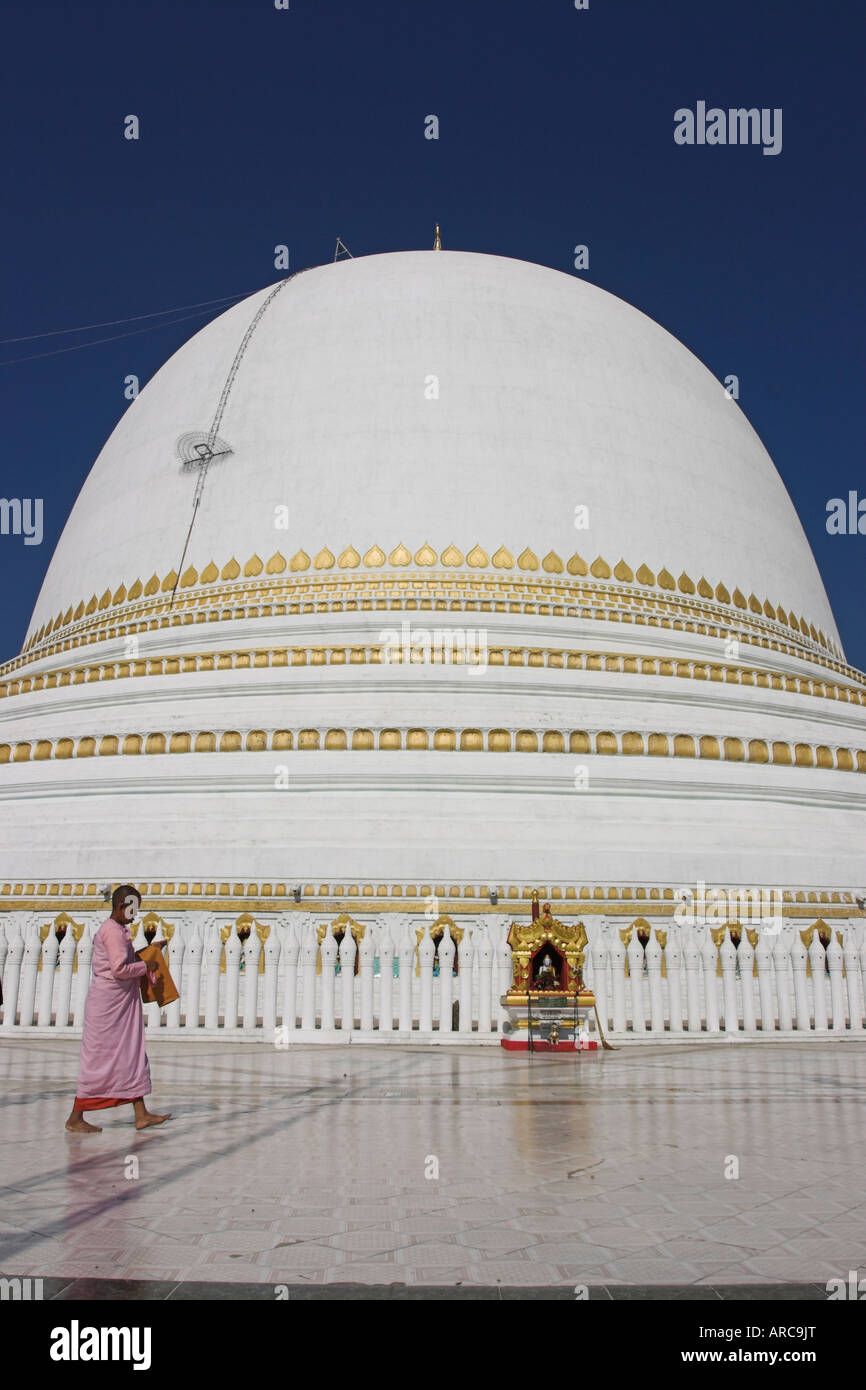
(1, 886, 859, 913)
(2, 723, 864, 771)
(22, 544, 841, 662)
(2, 641, 864, 708)
(10, 581, 859, 699)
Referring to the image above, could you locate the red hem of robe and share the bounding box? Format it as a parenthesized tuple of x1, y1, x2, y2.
(73, 1096, 138, 1112)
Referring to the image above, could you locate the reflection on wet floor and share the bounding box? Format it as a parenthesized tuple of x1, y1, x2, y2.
(0, 1039, 863, 1287)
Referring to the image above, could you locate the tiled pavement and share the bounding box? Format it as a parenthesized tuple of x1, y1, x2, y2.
(1, 1038, 864, 1292)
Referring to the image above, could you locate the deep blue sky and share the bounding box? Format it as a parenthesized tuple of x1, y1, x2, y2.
(1, 0, 863, 667)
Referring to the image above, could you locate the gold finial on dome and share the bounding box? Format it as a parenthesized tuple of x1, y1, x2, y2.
(433, 223, 442, 250)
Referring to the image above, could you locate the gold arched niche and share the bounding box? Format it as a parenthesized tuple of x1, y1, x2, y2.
(37, 911, 86, 972)
(415, 914, 463, 975)
(219, 912, 269, 973)
(316, 912, 366, 974)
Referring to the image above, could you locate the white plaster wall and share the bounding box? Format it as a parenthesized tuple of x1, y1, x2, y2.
(27, 251, 840, 646)
(0, 752, 863, 890)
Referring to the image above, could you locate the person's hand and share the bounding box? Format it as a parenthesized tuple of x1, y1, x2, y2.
(147, 969, 159, 986)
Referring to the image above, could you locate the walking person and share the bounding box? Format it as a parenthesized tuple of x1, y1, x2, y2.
(65, 884, 171, 1134)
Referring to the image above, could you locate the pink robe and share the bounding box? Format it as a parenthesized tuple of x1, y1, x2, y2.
(75, 917, 151, 1104)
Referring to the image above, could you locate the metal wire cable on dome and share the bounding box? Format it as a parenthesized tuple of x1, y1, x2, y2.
(167, 275, 295, 609)
(0, 290, 261, 344)
(0, 289, 267, 367)
(0, 307, 240, 367)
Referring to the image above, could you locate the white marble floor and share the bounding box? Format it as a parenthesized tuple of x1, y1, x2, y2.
(1, 1038, 864, 1288)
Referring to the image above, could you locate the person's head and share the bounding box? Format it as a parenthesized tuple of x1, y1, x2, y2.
(111, 884, 141, 925)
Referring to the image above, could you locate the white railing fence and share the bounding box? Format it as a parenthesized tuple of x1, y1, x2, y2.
(0, 912, 863, 1043)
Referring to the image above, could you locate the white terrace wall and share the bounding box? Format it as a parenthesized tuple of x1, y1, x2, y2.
(0, 911, 864, 1043)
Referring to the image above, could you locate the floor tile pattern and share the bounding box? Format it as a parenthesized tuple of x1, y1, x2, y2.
(1, 1038, 864, 1289)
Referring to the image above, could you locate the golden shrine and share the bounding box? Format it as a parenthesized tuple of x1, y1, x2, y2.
(500, 898, 598, 1051)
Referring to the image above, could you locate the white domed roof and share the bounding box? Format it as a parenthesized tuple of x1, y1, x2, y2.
(27, 250, 840, 649)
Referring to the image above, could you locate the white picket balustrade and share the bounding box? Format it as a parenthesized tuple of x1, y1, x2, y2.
(476, 927, 493, 1033)
(588, 929, 609, 1032)
(359, 928, 375, 1033)
(1, 911, 864, 1044)
(72, 923, 93, 1029)
(774, 934, 793, 1033)
(55, 924, 77, 1030)
(280, 919, 300, 1034)
(242, 928, 261, 1033)
(755, 931, 775, 1033)
(609, 931, 627, 1032)
(809, 932, 828, 1031)
(457, 928, 474, 1034)
(683, 932, 701, 1032)
(843, 930, 863, 1031)
(418, 924, 434, 1032)
(791, 933, 810, 1032)
(398, 919, 414, 1033)
(378, 924, 394, 1032)
(438, 925, 455, 1033)
(701, 934, 720, 1034)
(320, 923, 337, 1032)
(827, 935, 845, 1032)
(38, 925, 59, 1026)
(300, 921, 317, 1031)
(739, 934, 757, 1032)
(645, 931, 665, 1035)
(19, 918, 40, 1028)
(720, 931, 738, 1033)
(165, 929, 184, 1030)
(627, 934, 646, 1035)
(666, 930, 683, 1033)
(184, 923, 203, 1031)
(339, 925, 356, 1033)
(1, 919, 24, 1028)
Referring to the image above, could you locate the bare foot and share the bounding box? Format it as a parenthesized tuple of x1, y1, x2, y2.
(135, 1111, 172, 1130)
(65, 1116, 102, 1134)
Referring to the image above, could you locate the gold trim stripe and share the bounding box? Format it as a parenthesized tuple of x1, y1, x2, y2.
(2, 726, 864, 771)
(22, 546, 842, 661)
(0, 882, 859, 910)
(9, 580, 861, 693)
(2, 642, 864, 707)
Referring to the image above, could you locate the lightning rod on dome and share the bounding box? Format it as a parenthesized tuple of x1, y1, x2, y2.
(334, 237, 353, 262)
(433, 223, 442, 250)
